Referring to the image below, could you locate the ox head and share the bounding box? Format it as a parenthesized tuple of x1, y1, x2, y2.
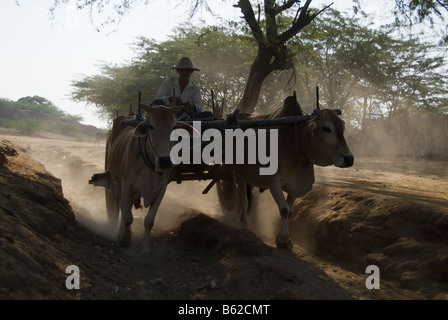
(306, 109, 354, 168)
(134, 105, 184, 172)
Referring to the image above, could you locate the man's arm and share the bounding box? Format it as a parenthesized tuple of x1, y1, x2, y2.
(155, 78, 173, 106)
(192, 85, 202, 112)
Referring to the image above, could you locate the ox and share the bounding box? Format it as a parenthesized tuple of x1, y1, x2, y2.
(106, 105, 183, 253)
(94, 131, 109, 147)
(217, 94, 354, 250)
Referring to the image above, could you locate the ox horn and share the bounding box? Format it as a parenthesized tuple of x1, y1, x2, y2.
(139, 103, 152, 113)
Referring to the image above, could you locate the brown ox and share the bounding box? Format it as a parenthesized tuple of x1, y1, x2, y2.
(106, 105, 183, 253)
(217, 94, 354, 250)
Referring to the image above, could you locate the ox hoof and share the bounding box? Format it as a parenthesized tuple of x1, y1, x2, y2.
(275, 235, 293, 251)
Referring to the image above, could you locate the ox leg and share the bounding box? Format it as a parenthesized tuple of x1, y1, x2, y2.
(141, 185, 168, 254)
(117, 188, 133, 247)
(105, 186, 119, 230)
(269, 184, 293, 250)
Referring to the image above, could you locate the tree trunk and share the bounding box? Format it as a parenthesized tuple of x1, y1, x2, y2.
(233, 0, 331, 114)
(237, 44, 292, 113)
(237, 55, 270, 113)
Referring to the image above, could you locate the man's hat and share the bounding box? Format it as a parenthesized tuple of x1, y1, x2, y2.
(170, 57, 201, 71)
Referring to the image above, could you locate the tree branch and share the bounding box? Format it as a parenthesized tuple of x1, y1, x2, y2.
(275, 0, 300, 15)
(279, 1, 333, 43)
(264, 0, 279, 44)
(234, 0, 265, 46)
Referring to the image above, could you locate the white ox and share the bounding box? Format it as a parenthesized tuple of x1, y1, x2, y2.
(106, 105, 183, 253)
(217, 94, 354, 250)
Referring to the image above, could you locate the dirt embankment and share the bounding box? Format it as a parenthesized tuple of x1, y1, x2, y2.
(0, 132, 447, 300)
(0, 138, 351, 300)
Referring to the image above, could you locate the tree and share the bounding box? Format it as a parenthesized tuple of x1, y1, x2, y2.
(47, 0, 448, 114)
(72, 11, 448, 125)
(231, 0, 331, 112)
(290, 9, 448, 131)
(18, 95, 56, 106)
(71, 24, 255, 120)
(48, 0, 332, 113)
(291, 9, 387, 113)
(353, 0, 448, 44)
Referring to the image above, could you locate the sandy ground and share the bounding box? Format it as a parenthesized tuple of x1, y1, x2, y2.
(1, 129, 447, 300)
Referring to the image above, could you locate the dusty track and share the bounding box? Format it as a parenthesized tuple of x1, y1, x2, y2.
(1, 130, 447, 300)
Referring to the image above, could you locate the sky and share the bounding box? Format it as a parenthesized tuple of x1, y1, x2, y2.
(0, 0, 382, 129)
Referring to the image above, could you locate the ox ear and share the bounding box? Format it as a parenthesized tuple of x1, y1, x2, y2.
(134, 121, 151, 137)
(310, 122, 318, 137)
(334, 109, 342, 116)
(139, 104, 152, 113)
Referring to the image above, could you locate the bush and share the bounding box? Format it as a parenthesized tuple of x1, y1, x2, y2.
(45, 121, 81, 137)
(12, 119, 43, 135)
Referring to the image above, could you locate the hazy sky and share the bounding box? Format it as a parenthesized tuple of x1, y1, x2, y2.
(1, 0, 372, 129)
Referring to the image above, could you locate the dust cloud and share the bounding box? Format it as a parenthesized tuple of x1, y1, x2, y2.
(348, 111, 448, 160)
(51, 148, 285, 248)
(19, 132, 284, 246)
(244, 189, 281, 243)
(59, 158, 228, 242)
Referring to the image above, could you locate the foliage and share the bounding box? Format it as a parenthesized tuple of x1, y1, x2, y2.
(1, 96, 61, 118)
(46, 0, 448, 112)
(289, 9, 448, 130)
(48, 0, 209, 32)
(69, 9, 448, 131)
(12, 119, 43, 135)
(71, 23, 256, 118)
(232, 0, 332, 112)
(352, 0, 448, 44)
(0, 97, 86, 137)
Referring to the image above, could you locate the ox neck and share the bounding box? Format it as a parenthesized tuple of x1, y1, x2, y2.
(138, 135, 156, 170)
(294, 121, 313, 166)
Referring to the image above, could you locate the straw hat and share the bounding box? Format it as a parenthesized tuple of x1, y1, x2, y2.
(170, 57, 201, 71)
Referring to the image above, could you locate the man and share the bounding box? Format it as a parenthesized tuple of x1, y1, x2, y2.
(153, 57, 213, 119)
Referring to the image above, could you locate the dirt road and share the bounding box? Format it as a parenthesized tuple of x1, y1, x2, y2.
(1, 130, 447, 300)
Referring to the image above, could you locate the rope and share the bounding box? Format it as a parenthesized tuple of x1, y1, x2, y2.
(294, 116, 312, 165)
(138, 135, 156, 170)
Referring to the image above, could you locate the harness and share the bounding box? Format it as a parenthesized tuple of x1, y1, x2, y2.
(138, 135, 156, 171)
(294, 117, 312, 165)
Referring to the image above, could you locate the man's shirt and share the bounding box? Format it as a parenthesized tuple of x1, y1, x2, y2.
(156, 77, 202, 112)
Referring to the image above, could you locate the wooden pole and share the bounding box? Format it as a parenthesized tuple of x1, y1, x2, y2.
(181, 114, 313, 131)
